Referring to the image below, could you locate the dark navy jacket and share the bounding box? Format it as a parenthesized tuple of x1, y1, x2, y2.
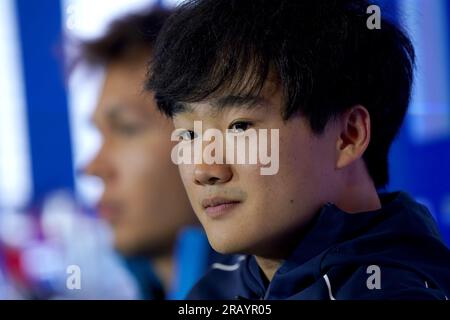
(188, 192, 450, 300)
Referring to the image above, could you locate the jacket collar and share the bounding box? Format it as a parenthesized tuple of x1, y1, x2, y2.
(246, 191, 410, 285)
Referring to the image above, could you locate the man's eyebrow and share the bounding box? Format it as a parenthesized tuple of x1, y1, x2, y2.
(214, 95, 270, 110)
(172, 95, 270, 116)
(90, 105, 129, 127)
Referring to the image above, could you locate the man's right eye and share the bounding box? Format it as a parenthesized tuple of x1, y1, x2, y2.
(178, 130, 197, 141)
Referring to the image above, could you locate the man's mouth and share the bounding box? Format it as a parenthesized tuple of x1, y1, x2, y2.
(201, 197, 242, 218)
(97, 200, 122, 223)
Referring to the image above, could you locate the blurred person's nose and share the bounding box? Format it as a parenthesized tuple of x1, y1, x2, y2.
(84, 145, 114, 181)
(194, 163, 233, 186)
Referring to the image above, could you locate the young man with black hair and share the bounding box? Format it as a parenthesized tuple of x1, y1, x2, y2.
(146, 0, 450, 299)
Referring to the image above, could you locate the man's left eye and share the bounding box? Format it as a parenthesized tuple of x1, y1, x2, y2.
(229, 121, 253, 133)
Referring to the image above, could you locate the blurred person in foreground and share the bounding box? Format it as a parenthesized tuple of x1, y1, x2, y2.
(79, 7, 211, 299)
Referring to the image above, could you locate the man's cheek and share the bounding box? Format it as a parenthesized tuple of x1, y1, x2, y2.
(178, 164, 191, 183)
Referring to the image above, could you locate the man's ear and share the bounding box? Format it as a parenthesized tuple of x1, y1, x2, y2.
(336, 105, 371, 169)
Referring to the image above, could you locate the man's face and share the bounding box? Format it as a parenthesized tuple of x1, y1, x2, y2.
(87, 54, 197, 256)
(173, 81, 340, 258)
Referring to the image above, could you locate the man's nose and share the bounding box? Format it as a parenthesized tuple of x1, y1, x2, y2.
(84, 146, 114, 181)
(193, 163, 233, 186)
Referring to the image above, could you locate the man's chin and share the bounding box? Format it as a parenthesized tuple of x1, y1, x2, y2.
(208, 237, 254, 256)
(114, 243, 137, 257)
(114, 238, 170, 258)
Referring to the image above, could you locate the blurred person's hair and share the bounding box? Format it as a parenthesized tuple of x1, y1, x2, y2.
(77, 7, 172, 66)
(146, 0, 416, 188)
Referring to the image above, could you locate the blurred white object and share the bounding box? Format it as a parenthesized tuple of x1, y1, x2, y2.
(0, 0, 32, 209)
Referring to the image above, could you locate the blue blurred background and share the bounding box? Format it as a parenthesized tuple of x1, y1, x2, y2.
(0, 0, 448, 299)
